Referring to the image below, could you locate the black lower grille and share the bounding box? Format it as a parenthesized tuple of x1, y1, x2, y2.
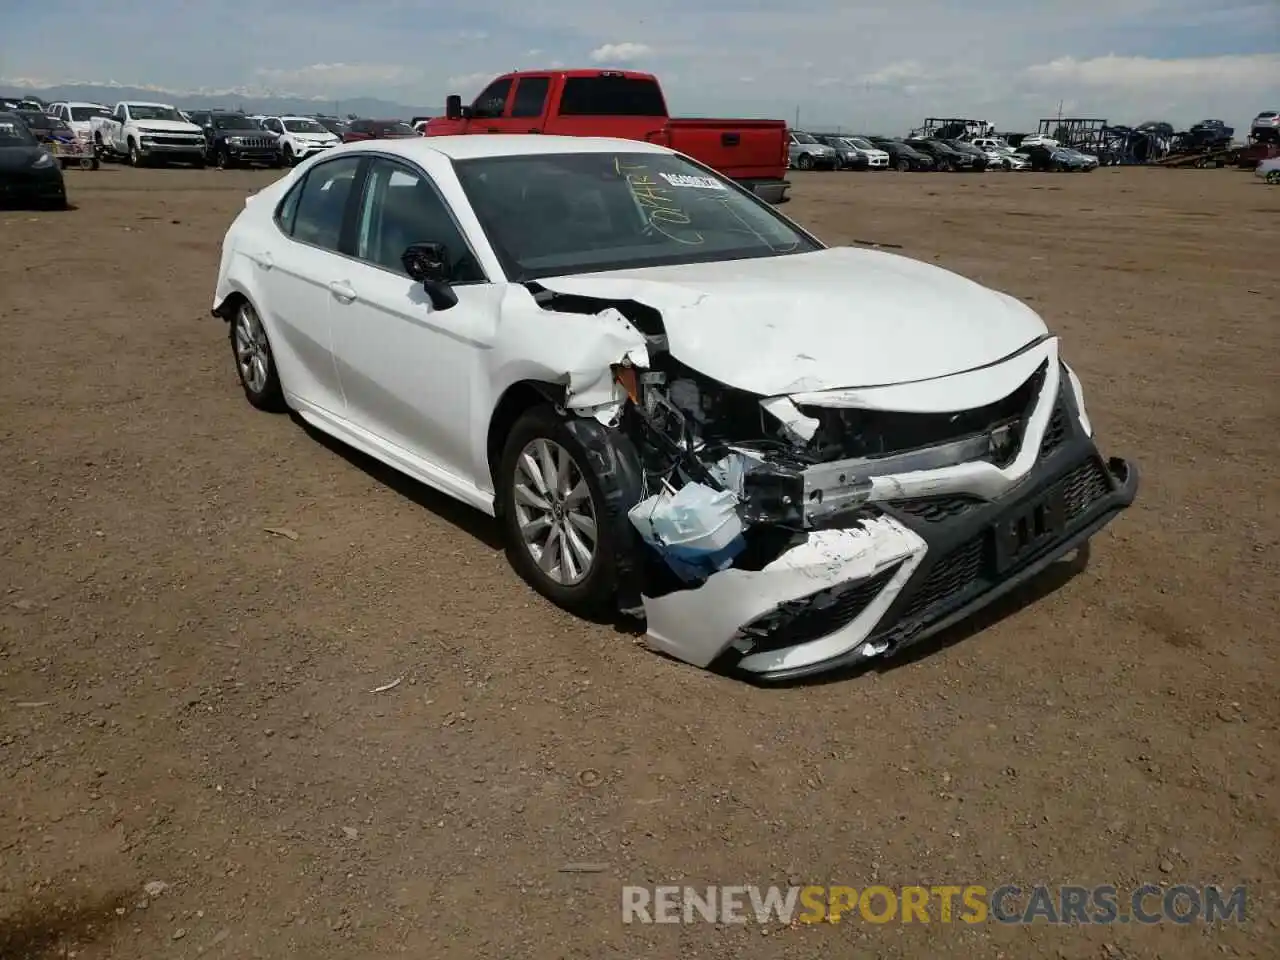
(1056, 459, 1111, 519)
(888, 495, 984, 523)
(1039, 402, 1067, 458)
(738, 562, 902, 652)
(900, 536, 984, 622)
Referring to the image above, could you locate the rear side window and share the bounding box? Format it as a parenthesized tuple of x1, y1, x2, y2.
(510, 77, 551, 118)
(558, 76, 665, 116)
(280, 156, 363, 251)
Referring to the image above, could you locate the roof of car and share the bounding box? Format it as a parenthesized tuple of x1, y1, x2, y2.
(330, 134, 674, 161)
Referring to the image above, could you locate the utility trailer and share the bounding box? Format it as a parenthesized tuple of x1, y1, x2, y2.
(909, 117, 993, 140)
(1152, 146, 1240, 168)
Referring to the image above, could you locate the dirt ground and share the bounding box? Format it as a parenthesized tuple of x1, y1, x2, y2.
(1, 162, 1277, 960)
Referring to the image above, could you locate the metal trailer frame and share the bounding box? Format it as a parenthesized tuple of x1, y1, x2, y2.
(909, 117, 994, 140)
(45, 136, 100, 170)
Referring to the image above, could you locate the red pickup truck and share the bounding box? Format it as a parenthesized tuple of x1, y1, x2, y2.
(423, 69, 791, 203)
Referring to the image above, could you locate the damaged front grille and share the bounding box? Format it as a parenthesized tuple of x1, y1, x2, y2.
(1039, 402, 1067, 459)
(736, 561, 902, 653)
(887, 495, 985, 523)
(798, 361, 1047, 464)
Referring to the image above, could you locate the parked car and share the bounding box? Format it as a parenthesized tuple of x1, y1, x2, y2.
(45, 101, 111, 141)
(425, 69, 791, 204)
(905, 137, 973, 171)
(0, 111, 66, 207)
(90, 101, 206, 166)
(941, 139, 989, 171)
(811, 135, 868, 170)
(256, 116, 342, 165)
(841, 136, 890, 169)
(1015, 145, 1081, 172)
(211, 134, 1137, 681)
(342, 119, 418, 143)
(867, 137, 935, 171)
(788, 131, 837, 170)
(187, 111, 282, 169)
(1056, 147, 1099, 171)
(1251, 111, 1279, 143)
(1256, 157, 1280, 183)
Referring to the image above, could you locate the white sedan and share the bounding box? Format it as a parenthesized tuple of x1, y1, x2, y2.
(212, 135, 1138, 681)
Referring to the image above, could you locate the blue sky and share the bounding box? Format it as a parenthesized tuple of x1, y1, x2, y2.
(1, 0, 1276, 129)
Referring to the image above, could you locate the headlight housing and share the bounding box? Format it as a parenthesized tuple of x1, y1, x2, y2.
(31, 151, 54, 169)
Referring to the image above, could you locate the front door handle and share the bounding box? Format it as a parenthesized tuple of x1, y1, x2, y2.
(527, 128, 542, 134)
(251, 251, 274, 270)
(328, 280, 357, 303)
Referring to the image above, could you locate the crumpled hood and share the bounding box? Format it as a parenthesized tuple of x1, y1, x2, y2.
(536, 247, 1048, 395)
(292, 132, 337, 143)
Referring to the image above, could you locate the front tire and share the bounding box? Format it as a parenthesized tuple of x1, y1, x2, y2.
(795, 153, 814, 170)
(127, 139, 142, 167)
(282, 144, 295, 166)
(1267, 170, 1280, 184)
(497, 406, 615, 616)
(230, 300, 286, 411)
(896, 158, 910, 171)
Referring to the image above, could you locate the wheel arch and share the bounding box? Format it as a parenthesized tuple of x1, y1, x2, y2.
(485, 380, 567, 506)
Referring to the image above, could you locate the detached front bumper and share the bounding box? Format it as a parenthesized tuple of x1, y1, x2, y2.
(639, 368, 1138, 682)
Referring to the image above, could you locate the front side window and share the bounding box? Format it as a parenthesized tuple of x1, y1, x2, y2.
(353, 158, 484, 281)
(454, 151, 819, 281)
(286, 156, 363, 251)
(471, 79, 512, 120)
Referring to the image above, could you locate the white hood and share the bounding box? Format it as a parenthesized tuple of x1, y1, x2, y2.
(135, 119, 202, 134)
(292, 132, 338, 143)
(537, 247, 1047, 396)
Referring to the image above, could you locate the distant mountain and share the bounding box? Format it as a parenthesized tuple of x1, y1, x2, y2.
(0, 80, 440, 120)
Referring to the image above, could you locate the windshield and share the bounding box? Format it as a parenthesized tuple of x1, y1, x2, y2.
(70, 106, 110, 122)
(455, 151, 820, 282)
(214, 114, 260, 130)
(0, 117, 37, 146)
(130, 105, 184, 122)
(18, 112, 53, 129)
(284, 118, 327, 133)
(316, 118, 344, 134)
(792, 132, 817, 144)
(849, 137, 874, 150)
(377, 121, 415, 136)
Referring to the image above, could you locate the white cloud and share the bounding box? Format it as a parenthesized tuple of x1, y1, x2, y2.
(1026, 53, 1280, 89)
(254, 62, 422, 92)
(588, 42, 654, 63)
(444, 72, 497, 93)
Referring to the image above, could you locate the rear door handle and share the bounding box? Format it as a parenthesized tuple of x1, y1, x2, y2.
(527, 128, 542, 134)
(328, 280, 357, 303)
(487, 127, 500, 133)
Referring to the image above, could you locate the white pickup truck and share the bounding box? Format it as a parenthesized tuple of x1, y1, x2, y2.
(90, 101, 207, 167)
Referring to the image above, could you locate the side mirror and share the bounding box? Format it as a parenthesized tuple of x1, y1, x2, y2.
(402, 242, 459, 311)
(445, 95, 462, 120)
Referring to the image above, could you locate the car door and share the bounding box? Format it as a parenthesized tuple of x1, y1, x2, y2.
(328, 154, 496, 484)
(253, 154, 363, 415)
(493, 75, 550, 134)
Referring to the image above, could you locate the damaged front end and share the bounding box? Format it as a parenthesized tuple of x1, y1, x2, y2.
(527, 283, 1138, 681)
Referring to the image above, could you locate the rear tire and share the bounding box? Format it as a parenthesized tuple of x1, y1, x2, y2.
(230, 300, 286, 412)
